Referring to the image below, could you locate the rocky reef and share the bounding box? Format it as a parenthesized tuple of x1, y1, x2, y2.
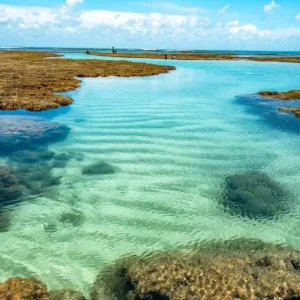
(258, 90, 300, 118)
(0, 277, 49, 300)
(221, 171, 291, 219)
(259, 90, 300, 100)
(92, 239, 300, 300)
(82, 162, 116, 176)
(0, 277, 86, 300)
(0, 116, 70, 155)
(0, 51, 175, 111)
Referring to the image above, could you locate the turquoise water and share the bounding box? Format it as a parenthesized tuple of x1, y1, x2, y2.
(1, 54, 300, 295)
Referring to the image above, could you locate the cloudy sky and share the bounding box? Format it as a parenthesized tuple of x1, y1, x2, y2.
(1, 0, 300, 50)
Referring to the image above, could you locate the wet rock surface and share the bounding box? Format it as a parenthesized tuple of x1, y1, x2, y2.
(82, 162, 116, 176)
(0, 277, 49, 300)
(49, 289, 86, 300)
(222, 171, 291, 219)
(92, 239, 300, 300)
(0, 116, 70, 155)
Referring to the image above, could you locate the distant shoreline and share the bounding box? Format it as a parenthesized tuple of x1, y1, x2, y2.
(88, 51, 300, 63)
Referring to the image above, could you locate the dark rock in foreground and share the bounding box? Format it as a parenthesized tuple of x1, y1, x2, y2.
(0, 277, 49, 299)
(222, 171, 291, 219)
(92, 239, 300, 300)
(0, 116, 70, 155)
(82, 162, 116, 176)
(49, 289, 86, 300)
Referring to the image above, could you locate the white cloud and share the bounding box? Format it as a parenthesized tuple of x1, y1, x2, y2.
(66, 0, 83, 6)
(78, 10, 210, 33)
(229, 24, 270, 37)
(219, 5, 230, 14)
(226, 20, 239, 27)
(0, 4, 56, 25)
(296, 14, 300, 20)
(264, 1, 280, 13)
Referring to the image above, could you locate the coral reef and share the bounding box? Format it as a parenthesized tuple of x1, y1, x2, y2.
(0, 277, 49, 300)
(89, 52, 300, 63)
(92, 239, 300, 300)
(82, 162, 116, 176)
(0, 51, 175, 111)
(49, 289, 86, 300)
(0, 116, 70, 155)
(222, 171, 291, 219)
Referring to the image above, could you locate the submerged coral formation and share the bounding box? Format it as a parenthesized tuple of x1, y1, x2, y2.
(0, 116, 70, 155)
(279, 107, 300, 118)
(0, 277, 49, 300)
(0, 51, 175, 111)
(59, 209, 86, 227)
(0, 166, 23, 205)
(82, 162, 116, 176)
(92, 239, 300, 300)
(222, 171, 291, 219)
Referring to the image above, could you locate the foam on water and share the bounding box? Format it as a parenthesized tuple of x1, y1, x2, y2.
(1, 55, 300, 294)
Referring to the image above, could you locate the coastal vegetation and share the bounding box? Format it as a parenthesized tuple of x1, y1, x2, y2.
(0, 51, 175, 111)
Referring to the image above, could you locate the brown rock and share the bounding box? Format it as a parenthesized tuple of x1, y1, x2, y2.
(0, 277, 49, 300)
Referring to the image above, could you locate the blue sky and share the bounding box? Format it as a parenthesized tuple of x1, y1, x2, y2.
(0, 0, 300, 50)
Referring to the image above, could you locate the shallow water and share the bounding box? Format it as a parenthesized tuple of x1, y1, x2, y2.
(1, 54, 300, 295)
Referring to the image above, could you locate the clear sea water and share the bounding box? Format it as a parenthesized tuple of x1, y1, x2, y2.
(1, 52, 300, 295)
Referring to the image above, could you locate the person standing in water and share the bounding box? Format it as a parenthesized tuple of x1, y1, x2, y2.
(112, 47, 117, 54)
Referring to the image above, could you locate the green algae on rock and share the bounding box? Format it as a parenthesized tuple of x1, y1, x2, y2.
(91, 239, 300, 300)
(222, 171, 291, 219)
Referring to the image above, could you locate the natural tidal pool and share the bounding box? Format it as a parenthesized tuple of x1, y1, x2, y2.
(1, 54, 300, 296)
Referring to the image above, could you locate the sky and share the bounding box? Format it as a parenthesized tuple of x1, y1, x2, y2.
(0, 0, 300, 50)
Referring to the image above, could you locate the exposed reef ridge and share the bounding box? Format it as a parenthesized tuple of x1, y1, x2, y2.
(92, 239, 300, 300)
(88, 52, 300, 63)
(0, 51, 175, 111)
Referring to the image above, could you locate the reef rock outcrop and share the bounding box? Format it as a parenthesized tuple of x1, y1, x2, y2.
(0, 116, 70, 155)
(82, 162, 116, 176)
(0, 277, 49, 300)
(222, 171, 291, 219)
(92, 239, 300, 300)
